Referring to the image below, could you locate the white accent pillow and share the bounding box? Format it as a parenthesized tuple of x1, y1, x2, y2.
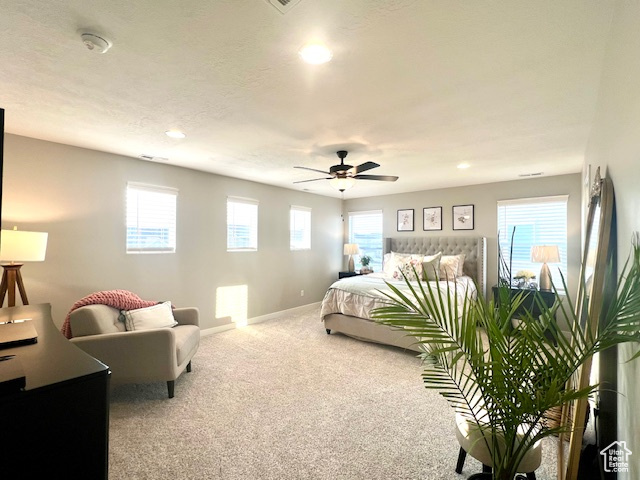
(382, 252, 410, 277)
(440, 254, 465, 280)
(124, 301, 177, 331)
(382, 253, 395, 277)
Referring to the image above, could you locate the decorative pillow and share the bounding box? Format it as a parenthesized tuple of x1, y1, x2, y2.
(422, 252, 442, 281)
(124, 301, 177, 331)
(393, 256, 423, 281)
(440, 254, 465, 280)
(382, 251, 410, 277)
(382, 253, 395, 277)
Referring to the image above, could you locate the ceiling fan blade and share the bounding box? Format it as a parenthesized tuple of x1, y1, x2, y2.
(294, 166, 331, 175)
(293, 177, 332, 184)
(353, 174, 399, 182)
(351, 161, 380, 174)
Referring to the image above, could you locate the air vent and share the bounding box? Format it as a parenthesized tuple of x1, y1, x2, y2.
(518, 172, 544, 178)
(264, 0, 302, 14)
(139, 155, 168, 162)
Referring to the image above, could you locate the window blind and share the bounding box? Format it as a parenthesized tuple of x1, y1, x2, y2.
(290, 206, 311, 250)
(348, 210, 383, 272)
(227, 197, 258, 251)
(497, 195, 568, 291)
(126, 183, 177, 253)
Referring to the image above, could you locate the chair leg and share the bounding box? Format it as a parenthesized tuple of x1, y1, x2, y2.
(187, 361, 192, 373)
(167, 380, 175, 398)
(455, 447, 467, 473)
(326, 329, 331, 334)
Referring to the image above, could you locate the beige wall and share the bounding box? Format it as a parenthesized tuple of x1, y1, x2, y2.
(2, 134, 342, 330)
(343, 173, 582, 298)
(584, 1, 640, 477)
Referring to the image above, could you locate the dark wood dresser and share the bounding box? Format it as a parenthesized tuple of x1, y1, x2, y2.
(0, 304, 110, 479)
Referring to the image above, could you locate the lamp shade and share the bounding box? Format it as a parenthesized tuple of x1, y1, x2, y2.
(0, 229, 48, 262)
(343, 243, 359, 256)
(530, 245, 560, 264)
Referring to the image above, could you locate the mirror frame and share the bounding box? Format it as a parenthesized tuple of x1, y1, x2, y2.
(559, 169, 614, 480)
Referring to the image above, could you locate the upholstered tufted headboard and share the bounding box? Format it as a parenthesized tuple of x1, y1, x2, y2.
(383, 236, 487, 296)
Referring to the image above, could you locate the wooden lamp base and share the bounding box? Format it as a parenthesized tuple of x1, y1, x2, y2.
(0, 264, 29, 308)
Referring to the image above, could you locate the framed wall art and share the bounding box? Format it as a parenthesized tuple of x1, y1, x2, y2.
(397, 209, 414, 231)
(452, 204, 474, 230)
(423, 207, 442, 231)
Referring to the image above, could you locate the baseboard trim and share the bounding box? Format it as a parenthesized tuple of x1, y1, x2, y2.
(200, 302, 321, 337)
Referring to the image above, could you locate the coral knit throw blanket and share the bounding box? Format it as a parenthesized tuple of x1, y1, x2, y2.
(61, 289, 159, 339)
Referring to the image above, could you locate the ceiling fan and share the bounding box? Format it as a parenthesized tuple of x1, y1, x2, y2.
(294, 150, 399, 192)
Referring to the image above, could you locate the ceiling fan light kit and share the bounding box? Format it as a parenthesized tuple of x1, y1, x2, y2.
(294, 150, 399, 192)
(330, 177, 356, 192)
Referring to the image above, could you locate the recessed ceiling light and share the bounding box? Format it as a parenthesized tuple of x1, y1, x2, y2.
(457, 162, 471, 169)
(298, 43, 333, 65)
(165, 130, 186, 139)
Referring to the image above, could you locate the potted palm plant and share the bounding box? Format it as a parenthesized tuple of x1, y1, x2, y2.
(372, 241, 640, 480)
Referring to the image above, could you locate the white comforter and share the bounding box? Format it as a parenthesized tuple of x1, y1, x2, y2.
(320, 273, 477, 321)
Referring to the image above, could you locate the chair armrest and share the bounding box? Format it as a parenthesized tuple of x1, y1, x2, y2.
(173, 307, 199, 327)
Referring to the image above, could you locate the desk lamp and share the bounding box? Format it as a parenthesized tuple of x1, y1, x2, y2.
(343, 244, 360, 272)
(531, 245, 560, 291)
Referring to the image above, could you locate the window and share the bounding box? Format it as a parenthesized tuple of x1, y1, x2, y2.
(290, 206, 311, 250)
(348, 210, 383, 272)
(126, 183, 177, 253)
(227, 197, 258, 251)
(497, 195, 568, 290)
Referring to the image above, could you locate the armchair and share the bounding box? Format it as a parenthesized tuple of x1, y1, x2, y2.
(69, 304, 200, 398)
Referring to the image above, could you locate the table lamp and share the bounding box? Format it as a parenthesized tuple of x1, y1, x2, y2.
(0, 227, 48, 307)
(343, 243, 360, 272)
(531, 245, 560, 291)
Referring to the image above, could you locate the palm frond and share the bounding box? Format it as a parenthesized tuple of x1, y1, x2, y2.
(371, 241, 640, 480)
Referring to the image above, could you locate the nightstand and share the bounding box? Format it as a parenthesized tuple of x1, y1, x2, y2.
(492, 286, 557, 318)
(492, 286, 558, 338)
(338, 271, 362, 280)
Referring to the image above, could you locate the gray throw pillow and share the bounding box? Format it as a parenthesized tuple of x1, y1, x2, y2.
(422, 252, 442, 281)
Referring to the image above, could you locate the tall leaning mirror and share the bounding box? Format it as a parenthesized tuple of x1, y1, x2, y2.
(558, 168, 614, 480)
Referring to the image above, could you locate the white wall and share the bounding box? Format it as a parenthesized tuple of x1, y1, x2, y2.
(2, 134, 343, 330)
(343, 173, 582, 298)
(584, 1, 640, 477)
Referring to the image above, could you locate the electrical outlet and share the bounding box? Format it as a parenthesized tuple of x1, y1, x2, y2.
(300, 290, 304, 297)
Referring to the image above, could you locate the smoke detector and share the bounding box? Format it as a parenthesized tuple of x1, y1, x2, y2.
(80, 32, 112, 54)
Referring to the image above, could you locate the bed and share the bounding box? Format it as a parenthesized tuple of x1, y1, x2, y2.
(321, 236, 487, 352)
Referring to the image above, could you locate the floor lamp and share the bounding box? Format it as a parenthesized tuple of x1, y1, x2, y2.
(0, 228, 48, 307)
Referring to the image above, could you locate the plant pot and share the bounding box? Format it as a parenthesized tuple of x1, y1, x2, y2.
(468, 474, 529, 480)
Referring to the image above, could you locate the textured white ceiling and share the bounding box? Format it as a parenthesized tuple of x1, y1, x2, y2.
(0, 0, 614, 198)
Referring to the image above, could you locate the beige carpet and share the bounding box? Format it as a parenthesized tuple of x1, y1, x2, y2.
(108, 306, 558, 479)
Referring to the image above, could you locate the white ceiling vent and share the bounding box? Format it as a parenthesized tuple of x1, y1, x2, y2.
(264, 0, 302, 14)
(139, 155, 168, 162)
